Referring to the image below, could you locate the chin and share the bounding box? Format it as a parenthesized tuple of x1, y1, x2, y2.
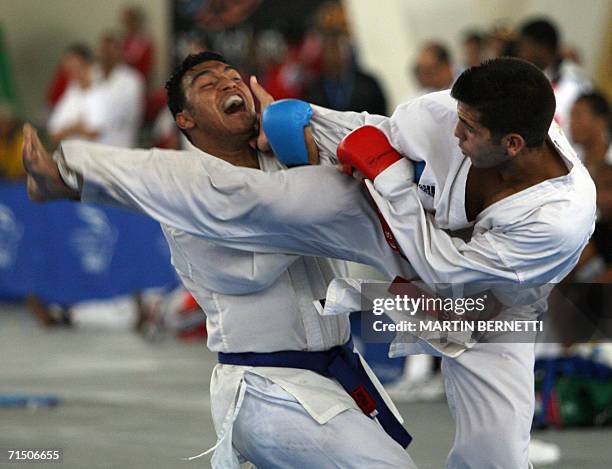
(468, 157, 488, 168)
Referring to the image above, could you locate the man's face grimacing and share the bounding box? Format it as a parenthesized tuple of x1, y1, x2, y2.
(178, 60, 257, 139)
(454, 102, 514, 169)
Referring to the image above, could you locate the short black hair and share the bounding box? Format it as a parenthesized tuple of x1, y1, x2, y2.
(520, 18, 559, 54)
(425, 42, 451, 64)
(165, 51, 228, 118)
(65, 43, 94, 62)
(463, 31, 484, 46)
(576, 91, 610, 120)
(451, 57, 556, 147)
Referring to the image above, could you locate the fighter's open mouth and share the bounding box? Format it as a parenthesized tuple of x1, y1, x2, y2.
(223, 95, 246, 114)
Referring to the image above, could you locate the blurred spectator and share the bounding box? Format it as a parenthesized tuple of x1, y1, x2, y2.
(151, 108, 181, 150)
(47, 43, 104, 146)
(409, 42, 456, 98)
(561, 44, 583, 66)
(517, 17, 591, 132)
(570, 91, 611, 171)
(260, 23, 321, 100)
(96, 32, 145, 148)
(315, 0, 350, 35)
(487, 23, 517, 58)
(306, 31, 386, 114)
(179, 30, 212, 59)
(461, 30, 485, 68)
(517, 18, 559, 71)
(534, 93, 612, 445)
(45, 63, 71, 110)
(120, 5, 154, 84)
(0, 102, 24, 180)
(570, 91, 612, 270)
(39, 41, 145, 328)
(47, 39, 144, 149)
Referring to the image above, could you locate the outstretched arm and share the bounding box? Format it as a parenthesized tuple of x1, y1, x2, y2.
(22, 124, 413, 278)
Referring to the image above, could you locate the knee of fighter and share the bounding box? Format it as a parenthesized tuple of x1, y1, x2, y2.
(262, 99, 313, 167)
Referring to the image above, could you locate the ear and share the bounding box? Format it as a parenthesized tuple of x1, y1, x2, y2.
(503, 133, 526, 157)
(175, 110, 195, 132)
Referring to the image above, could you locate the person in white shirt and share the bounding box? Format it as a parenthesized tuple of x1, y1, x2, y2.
(26, 51, 415, 469)
(23, 58, 596, 468)
(94, 32, 144, 148)
(47, 43, 107, 146)
(47, 38, 144, 149)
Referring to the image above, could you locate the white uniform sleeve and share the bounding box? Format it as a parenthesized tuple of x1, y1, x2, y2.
(368, 160, 572, 284)
(56, 140, 415, 278)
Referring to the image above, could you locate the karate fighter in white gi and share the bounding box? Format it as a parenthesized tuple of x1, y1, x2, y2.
(24, 51, 416, 469)
(23, 57, 596, 468)
(294, 58, 596, 468)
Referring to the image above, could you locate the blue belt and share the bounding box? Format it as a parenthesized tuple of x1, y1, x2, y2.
(218, 338, 412, 448)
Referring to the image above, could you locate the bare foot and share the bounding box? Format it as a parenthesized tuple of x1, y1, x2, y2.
(21, 124, 79, 202)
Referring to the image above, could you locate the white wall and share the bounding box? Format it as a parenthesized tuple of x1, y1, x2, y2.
(344, 0, 611, 110)
(0, 0, 170, 122)
(343, 0, 418, 114)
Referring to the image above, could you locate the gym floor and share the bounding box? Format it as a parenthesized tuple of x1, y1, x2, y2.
(1, 303, 610, 469)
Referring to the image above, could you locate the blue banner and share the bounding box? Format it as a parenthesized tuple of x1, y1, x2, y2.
(0, 182, 178, 303)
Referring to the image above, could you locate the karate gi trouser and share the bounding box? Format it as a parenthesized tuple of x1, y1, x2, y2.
(442, 341, 534, 469)
(232, 373, 416, 468)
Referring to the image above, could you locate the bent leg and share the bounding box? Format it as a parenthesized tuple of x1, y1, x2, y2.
(442, 342, 534, 469)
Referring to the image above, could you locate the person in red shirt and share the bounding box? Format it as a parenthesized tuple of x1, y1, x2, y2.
(120, 6, 154, 85)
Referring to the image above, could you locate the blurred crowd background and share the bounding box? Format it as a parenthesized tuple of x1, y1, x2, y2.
(1, 0, 612, 443)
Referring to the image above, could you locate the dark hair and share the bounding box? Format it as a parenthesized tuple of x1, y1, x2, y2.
(451, 57, 556, 147)
(520, 18, 559, 54)
(463, 31, 484, 46)
(425, 42, 451, 64)
(576, 91, 611, 120)
(165, 51, 228, 118)
(65, 43, 94, 62)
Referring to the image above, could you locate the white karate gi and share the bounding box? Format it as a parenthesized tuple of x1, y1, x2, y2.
(307, 90, 596, 468)
(54, 91, 595, 468)
(56, 146, 414, 468)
